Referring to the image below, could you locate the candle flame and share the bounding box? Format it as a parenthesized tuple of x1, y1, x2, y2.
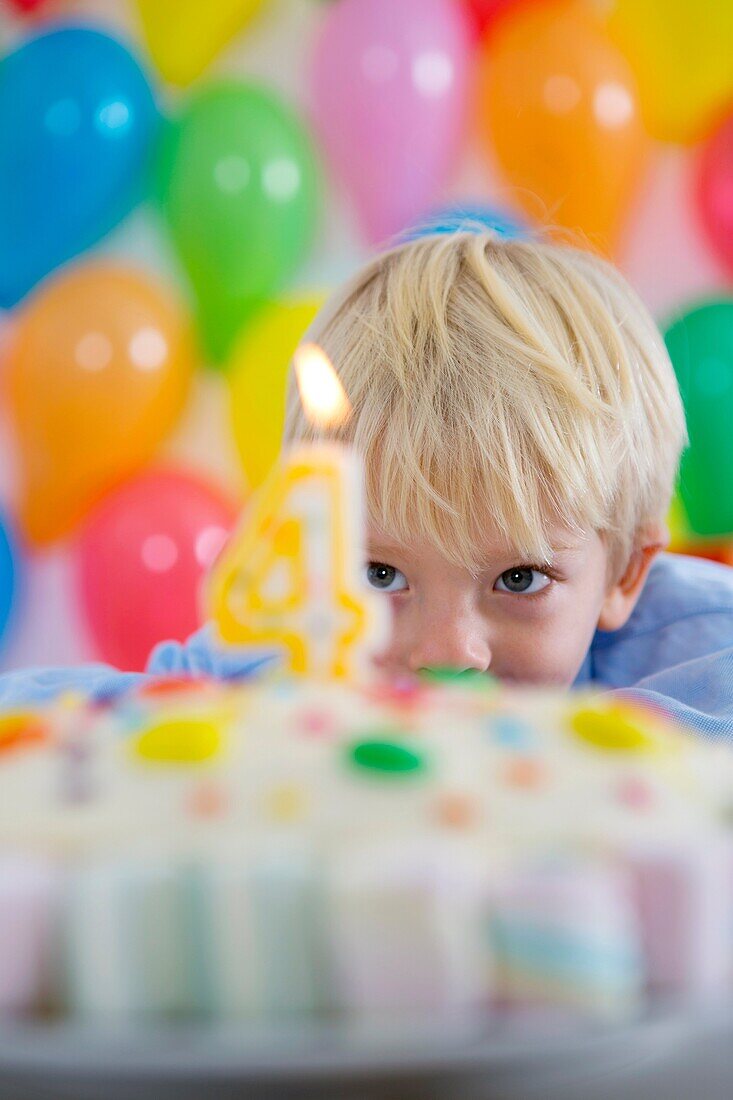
(293, 343, 351, 429)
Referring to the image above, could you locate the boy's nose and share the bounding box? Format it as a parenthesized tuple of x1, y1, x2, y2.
(406, 613, 492, 674)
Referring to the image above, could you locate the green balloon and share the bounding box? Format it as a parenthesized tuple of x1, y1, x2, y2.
(664, 299, 733, 536)
(158, 81, 320, 364)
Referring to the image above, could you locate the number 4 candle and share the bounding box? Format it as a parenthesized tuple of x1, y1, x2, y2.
(208, 344, 388, 681)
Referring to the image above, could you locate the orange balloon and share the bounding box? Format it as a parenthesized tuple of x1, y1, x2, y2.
(4, 264, 194, 545)
(477, 0, 648, 254)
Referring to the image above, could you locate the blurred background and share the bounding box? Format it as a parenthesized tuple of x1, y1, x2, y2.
(0, 0, 731, 673)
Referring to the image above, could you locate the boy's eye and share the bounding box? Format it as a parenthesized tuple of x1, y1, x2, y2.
(365, 562, 408, 593)
(494, 568, 551, 596)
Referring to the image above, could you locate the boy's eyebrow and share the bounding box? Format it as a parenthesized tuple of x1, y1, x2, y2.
(365, 530, 588, 570)
(366, 541, 404, 558)
(478, 542, 584, 570)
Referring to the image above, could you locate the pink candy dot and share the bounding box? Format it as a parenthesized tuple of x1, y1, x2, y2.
(298, 710, 336, 737)
(362, 676, 425, 710)
(616, 776, 654, 810)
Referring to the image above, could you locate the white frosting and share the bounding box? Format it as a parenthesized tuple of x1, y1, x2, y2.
(0, 675, 732, 1018)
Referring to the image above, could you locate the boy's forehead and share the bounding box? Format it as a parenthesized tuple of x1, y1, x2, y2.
(366, 521, 589, 563)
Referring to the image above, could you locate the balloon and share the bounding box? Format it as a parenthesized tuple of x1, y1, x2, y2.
(696, 113, 733, 278)
(75, 469, 238, 670)
(672, 542, 733, 567)
(228, 297, 322, 490)
(0, 27, 159, 308)
(4, 264, 194, 546)
(477, 0, 647, 254)
(158, 82, 320, 364)
(664, 301, 733, 537)
(311, 0, 471, 245)
(7, 0, 49, 11)
(666, 489, 691, 552)
(0, 513, 21, 653)
(664, 488, 730, 561)
(399, 202, 526, 243)
(607, 0, 733, 145)
(464, 0, 524, 37)
(135, 0, 265, 86)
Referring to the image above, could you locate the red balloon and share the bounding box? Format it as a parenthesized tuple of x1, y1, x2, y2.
(7, 0, 50, 11)
(76, 469, 238, 671)
(696, 112, 733, 276)
(464, 0, 526, 36)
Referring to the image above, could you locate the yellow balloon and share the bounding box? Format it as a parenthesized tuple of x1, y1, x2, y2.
(607, 0, 733, 143)
(135, 0, 266, 86)
(228, 298, 323, 490)
(666, 489, 691, 551)
(667, 487, 733, 562)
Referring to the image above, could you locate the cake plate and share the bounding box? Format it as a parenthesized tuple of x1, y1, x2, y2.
(0, 1006, 731, 1100)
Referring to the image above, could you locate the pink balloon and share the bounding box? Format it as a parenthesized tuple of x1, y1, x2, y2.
(311, 0, 471, 244)
(75, 469, 238, 671)
(696, 111, 733, 277)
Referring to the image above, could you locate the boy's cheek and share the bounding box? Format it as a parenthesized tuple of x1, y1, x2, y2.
(371, 602, 404, 671)
(375, 592, 600, 686)
(509, 580, 608, 686)
(483, 617, 597, 688)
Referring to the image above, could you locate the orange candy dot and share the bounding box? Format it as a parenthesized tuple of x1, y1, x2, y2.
(0, 713, 48, 756)
(187, 780, 228, 819)
(139, 676, 211, 698)
(504, 757, 545, 789)
(435, 793, 479, 829)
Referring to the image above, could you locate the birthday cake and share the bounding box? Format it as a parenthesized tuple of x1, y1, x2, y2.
(0, 671, 732, 1023)
(2, 349, 732, 1027)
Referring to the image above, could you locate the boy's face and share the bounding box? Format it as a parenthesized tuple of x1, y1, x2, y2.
(366, 524, 660, 686)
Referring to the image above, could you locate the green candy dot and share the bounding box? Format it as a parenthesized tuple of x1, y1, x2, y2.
(349, 739, 425, 776)
(419, 667, 495, 689)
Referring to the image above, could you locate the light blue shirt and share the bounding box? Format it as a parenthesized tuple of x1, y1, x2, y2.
(573, 552, 733, 738)
(0, 553, 731, 739)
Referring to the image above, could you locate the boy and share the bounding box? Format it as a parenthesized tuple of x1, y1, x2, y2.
(279, 232, 733, 736)
(3, 233, 733, 736)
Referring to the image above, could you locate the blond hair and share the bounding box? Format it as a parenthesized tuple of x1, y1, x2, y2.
(284, 232, 687, 578)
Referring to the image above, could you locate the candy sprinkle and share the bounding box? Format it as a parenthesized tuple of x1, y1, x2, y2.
(297, 709, 336, 737)
(435, 793, 478, 828)
(419, 667, 494, 690)
(134, 718, 223, 764)
(187, 779, 228, 818)
(504, 757, 545, 789)
(267, 784, 308, 823)
(139, 676, 211, 699)
(0, 712, 47, 755)
(569, 704, 659, 754)
(491, 714, 533, 750)
(349, 739, 425, 775)
(616, 775, 654, 810)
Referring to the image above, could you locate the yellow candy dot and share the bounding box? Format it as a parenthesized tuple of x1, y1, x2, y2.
(55, 691, 87, 713)
(133, 718, 223, 764)
(267, 784, 307, 823)
(569, 704, 658, 754)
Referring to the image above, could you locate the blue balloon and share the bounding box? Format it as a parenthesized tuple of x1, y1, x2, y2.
(0, 27, 159, 308)
(0, 513, 20, 651)
(399, 203, 527, 244)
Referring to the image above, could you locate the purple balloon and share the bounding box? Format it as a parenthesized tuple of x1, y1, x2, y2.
(311, 0, 471, 244)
